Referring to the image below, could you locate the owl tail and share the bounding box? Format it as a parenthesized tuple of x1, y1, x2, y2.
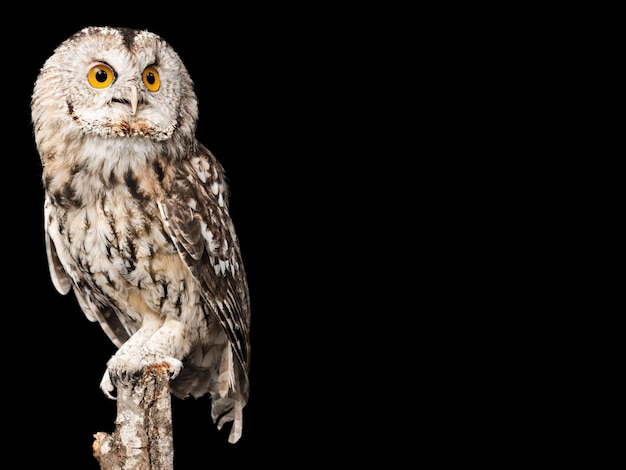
(212, 393, 244, 443)
(211, 344, 248, 443)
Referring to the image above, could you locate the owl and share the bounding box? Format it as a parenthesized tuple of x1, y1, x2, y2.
(31, 26, 251, 444)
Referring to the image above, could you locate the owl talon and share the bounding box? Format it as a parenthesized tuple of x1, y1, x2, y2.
(101, 356, 182, 399)
(164, 357, 183, 380)
(100, 370, 117, 400)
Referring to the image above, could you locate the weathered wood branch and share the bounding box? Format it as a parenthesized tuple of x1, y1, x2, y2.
(93, 363, 174, 470)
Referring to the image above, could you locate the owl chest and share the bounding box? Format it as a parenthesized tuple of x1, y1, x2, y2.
(55, 194, 176, 290)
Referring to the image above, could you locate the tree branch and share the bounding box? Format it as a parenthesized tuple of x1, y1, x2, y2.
(93, 363, 174, 470)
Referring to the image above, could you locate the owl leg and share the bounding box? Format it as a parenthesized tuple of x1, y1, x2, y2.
(137, 318, 187, 373)
(100, 316, 187, 399)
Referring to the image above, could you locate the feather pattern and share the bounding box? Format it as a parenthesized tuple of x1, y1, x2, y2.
(159, 144, 251, 370)
(158, 144, 251, 439)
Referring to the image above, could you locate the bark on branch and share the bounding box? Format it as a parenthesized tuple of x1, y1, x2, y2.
(93, 363, 174, 470)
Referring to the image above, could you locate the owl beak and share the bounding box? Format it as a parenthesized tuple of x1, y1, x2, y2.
(113, 87, 139, 115)
(129, 87, 138, 116)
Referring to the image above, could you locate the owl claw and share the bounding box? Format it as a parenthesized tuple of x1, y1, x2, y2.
(100, 370, 117, 400)
(99, 356, 183, 399)
(161, 357, 183, 380)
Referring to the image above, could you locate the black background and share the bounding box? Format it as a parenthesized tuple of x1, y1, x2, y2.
(2, 7, 390, 469)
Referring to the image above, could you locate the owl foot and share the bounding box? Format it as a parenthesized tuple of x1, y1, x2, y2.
(100, 354, 184, 400)
(98, 317, 187, 398)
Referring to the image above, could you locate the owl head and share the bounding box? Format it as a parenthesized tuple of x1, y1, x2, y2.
(32, 26, 199, 151)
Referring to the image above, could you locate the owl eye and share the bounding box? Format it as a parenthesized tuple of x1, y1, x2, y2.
(142, 66, 160, 92)
(88, 64, 115, 89)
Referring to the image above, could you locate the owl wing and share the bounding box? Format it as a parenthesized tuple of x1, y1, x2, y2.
(44, 199, 72, 296)
(44, 194, 130, 348)
(158, 143, 251, 374)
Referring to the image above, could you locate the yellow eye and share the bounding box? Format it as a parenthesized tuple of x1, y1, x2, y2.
(88, 64, 114, 88)
(142, 66, 160, 92)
